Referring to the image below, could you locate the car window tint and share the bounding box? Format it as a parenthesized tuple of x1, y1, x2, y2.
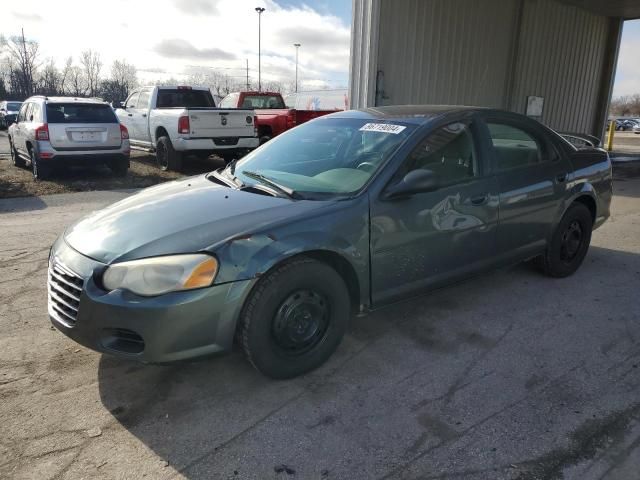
(487, 122, 542, 170)
(137, 90, 151, 109)
(156, 89, 215, 108)
(46, 104, 118, 124)
(406, 123, 478, 186)
(125, 92, 139, 109)
(240, 95, 285, 109)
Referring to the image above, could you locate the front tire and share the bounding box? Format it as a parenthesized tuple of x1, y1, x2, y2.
(156, 136, 182, 171)
(9, 138, 26, 168)
(239, 258, 350, 379)
(539, 203, 593, 278)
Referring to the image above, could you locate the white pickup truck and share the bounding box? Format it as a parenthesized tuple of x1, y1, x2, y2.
(115, 86, 258, 170)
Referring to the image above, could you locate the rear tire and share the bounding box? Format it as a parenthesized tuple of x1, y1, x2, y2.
(239, 258, 350, 379)
(259, 135, 271, 145)
(156, 136, 182, 171)
(538, 203, 593, 278)
(109, 158, 129, 177)
(30, 148, 51, 181)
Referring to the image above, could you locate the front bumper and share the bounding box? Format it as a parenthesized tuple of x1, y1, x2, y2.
(173, 136, 259, 152)
(48, 237, 256, 363)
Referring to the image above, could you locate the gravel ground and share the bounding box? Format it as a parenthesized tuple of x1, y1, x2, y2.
(0, 131, 225, 198)
(0, 165, 639, 479)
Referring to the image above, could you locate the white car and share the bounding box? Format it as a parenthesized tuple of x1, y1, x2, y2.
(8, 96, 130, 180)
(0, 100, 22, 129)
(115, 86, 259, 171)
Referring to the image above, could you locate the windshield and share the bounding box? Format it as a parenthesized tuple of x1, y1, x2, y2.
(224, 117, 414, 198)
(239, 95, 286, 109)
(156, 89, 215, 108)
(46, 103, 117, 123)
(7, 102, 22, 111)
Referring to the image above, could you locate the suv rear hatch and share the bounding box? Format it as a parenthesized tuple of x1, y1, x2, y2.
(46, 103, 122, 151)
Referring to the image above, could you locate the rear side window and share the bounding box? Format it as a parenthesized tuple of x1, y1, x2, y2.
(487, 123, 542, 171)
(156, 89, 215, 108)
(219, 93, 239, 108)
(46, 104, 118, 124)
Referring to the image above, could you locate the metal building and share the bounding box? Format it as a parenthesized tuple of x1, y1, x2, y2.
(350, 0, 640, 137)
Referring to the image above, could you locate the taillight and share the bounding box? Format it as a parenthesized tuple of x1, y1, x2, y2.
(120, 124, 129, 139)
(254, 116, 258, 136)
(35, 124, 49, 141)
(178, 115, 190, 134)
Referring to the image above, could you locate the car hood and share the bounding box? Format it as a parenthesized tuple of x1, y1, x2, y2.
(64, 174, 328, 264)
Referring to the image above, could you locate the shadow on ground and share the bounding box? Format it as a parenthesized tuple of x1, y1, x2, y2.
(98, 246, 640, 479)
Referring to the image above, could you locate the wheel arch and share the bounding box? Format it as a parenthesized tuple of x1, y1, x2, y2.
(155, 126, 169, 145)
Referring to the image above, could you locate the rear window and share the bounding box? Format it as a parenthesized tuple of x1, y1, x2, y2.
(46, 103, 117, 124)
(156, 89, 215, 108)
(239, 95, 285, 109)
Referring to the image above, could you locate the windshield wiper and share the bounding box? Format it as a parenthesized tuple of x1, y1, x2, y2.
(241, 171, 302, 199)
(210, 169, 242, 189)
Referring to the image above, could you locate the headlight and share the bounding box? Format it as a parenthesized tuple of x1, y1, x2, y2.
(102, 254, 218, 296)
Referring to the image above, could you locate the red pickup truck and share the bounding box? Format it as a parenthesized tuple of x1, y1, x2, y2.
(219, 91, 341, 144)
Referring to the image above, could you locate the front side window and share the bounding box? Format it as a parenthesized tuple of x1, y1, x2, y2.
(18, 103, 29, 122)
(224, 118, 414, 197)
(137, 90, 151, 109)
(487, 122, 542, 171)
(405, 123, 478, 186)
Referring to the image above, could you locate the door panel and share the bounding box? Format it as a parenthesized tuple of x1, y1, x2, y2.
(370, 120, 499, 305)
(132, 89, 151, 143)
(483, 117, 572, 256)
(371, 178, 499, 304)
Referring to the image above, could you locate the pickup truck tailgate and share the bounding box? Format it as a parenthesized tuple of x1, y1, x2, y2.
(189, 109, 254, 138)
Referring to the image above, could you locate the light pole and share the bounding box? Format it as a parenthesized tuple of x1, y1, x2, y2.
(255, 7, 265, 92)
(294, 43, 301, 93)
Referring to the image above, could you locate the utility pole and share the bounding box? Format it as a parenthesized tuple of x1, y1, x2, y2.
(255, 7, 265, 92)
(246, 59, 250, 90)
(294, 43, 301, 93)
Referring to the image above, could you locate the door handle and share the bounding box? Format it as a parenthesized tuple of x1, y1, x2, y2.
(470, 194, 489, 206)
(556, 173, 568, 183)
(127, 113, 133, 117)
(142, 113, 147, 118)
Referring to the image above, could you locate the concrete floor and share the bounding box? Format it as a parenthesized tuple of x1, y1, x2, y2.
(1, 174, 639, 480)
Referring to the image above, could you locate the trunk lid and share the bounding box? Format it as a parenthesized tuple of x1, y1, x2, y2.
(46, 102, 122, 150)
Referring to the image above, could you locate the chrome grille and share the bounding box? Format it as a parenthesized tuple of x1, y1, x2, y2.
(48, 259, 84, 327)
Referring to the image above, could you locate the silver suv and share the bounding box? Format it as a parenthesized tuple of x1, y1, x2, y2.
(8, 96, 130, 180)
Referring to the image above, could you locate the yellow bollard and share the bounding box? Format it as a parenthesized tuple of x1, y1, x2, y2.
(607, 119, 615, 152)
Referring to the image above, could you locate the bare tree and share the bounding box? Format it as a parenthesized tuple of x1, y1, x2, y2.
(0, 30, 40, 98)
(110, 59, 138, 99)
(37, 58, 60, 96)
(80, 50, 102, 97)
(610, 94, 640, 117)
(67, 64, 85, 97)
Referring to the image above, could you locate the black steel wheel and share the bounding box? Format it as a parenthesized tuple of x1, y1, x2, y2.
(156, 136, 182, 171)
(239, 257, 350, 379)
(539, 202, 592, 278)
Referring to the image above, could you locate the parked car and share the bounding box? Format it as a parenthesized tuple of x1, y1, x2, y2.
(115, 86, 258, 170)
(8, 96, 130, 180)
(48, 106, 612, 378)
(0, 100, 22, 129)
(634, 123, 640, 135)
(219, 91, 340, 144)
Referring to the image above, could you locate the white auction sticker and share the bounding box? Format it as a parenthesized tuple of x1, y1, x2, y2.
(359, 123, 407, 134)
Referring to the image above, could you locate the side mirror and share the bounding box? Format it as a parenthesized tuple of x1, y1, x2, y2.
(385, 169, 438, 199)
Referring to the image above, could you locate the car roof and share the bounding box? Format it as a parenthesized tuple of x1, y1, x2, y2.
(148, 86, 210, 91)
(27, 96, 108, 105)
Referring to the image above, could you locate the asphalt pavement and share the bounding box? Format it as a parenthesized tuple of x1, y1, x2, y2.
(1, 163, 640, 479)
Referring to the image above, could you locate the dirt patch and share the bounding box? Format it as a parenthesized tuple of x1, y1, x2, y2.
(0, 152, 226, 199)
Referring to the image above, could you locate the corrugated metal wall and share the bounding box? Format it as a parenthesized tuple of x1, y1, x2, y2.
(510, 0, 610, 132)
(376, 0, 519, 108)
(368, 0, 613, 134)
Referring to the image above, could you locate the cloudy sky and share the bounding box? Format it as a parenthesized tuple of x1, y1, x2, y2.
(5, 0, 352, 90)
(3, 1, 639, 97)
